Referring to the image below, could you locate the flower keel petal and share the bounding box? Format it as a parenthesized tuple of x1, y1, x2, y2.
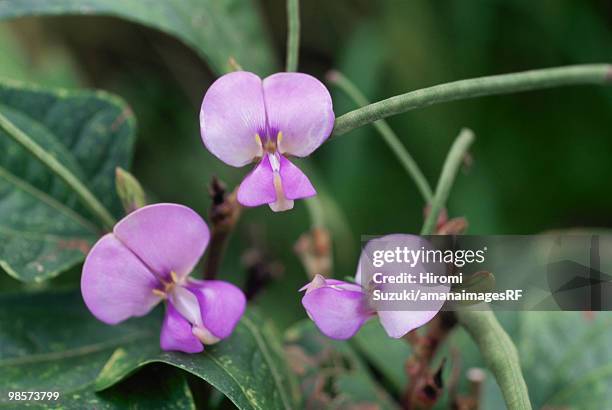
(160, 301, 203, 353)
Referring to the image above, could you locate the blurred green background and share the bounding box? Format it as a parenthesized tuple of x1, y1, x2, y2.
(1, 0, 611, 329)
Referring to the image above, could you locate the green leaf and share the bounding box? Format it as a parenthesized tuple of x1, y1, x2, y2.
(0, 79, 135, 282)
(518, 312, 612, 410)
(95, 310, 301, 410)
(0, 0, 276, 76)
(285, 320, 399, 410)
(15, 366, 197, 410)
(445, 311, 612, 410)
(0, 290, 168, 408)
(351, 320, 411, 394)
(0, 290, 300, 409)
(88, 366, 196, 410)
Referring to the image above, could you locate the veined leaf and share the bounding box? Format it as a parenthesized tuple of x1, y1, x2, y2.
(0, 290, 299, 409)
(0, 79, 135, 282)
(285, 320, 399, 410)
(519, 312, 612, 410)
(0, 290, 161, 407)
(0, 0, 276, 76)
(95, 310, 301, 410)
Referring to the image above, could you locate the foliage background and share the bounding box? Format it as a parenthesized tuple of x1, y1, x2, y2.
(1, 0, 611, 408)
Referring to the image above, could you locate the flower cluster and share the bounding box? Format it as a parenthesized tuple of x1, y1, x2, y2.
(81, 72, 440, 355)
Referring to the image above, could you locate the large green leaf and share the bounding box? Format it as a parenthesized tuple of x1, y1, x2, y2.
(0, 290, 300, 409)
(0, 290, 195, 409)
(285, 320, 399, 410)
(95, 311, 301, 410)
(0, 79, 135, 282)
(0, 0, 276, 76)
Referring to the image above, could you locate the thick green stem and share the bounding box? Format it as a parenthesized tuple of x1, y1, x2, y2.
(420, 128, 474, 235)
(419, 129, 530, 408)
(0, 111, 116, 230)
(328, 71, 434, 203)
(285, 0, 300, 72)
(334, 64, 612, 136)
(458, 310, 532, 410)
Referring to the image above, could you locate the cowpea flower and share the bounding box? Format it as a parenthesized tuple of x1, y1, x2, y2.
(200, 71, 334, 212)
(300, 275, 372, 339)
(81, 203, 246, 353)
(300, 234, 448, 340)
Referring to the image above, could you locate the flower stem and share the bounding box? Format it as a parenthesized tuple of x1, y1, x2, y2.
(0, 111, 116, 230)
(334, 64, 612, 136)
(457, 309, 532, 410)
(285, 0, 300, 72)
(402, 312, 457, 408)
(328, 70, 434, 203)
(419, 129, 530, 409)
(420, 128, 474, 235)
(203, 177, 241, 280)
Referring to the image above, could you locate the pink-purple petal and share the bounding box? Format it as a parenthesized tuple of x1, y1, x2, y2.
(200, 71, 266, 167)
(263, 73, 334, 157)
(237, 155, 276, 207)
(187, 279, 246, 339)
(279, 155, 316, 200)
(160, 301, 204, 353)
(324, 279, 364, 293)
(357, 234, 449, 338)
(302, 285, 371, 340)
(113, 203, 209, 280)
(170, 286, 203, 327)
(81, 234, 161, 325)
(377, 310, 440, 339)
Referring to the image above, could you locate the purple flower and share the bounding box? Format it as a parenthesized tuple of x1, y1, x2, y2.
(300, 275, 372, 339)
(301, 234, 448, 340)
(81, 203, 246, 353)
(301, 274, 443, 340)
(200, 71, 334, 212)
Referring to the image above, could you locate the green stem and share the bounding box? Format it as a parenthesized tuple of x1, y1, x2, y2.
(334, 64, 612, 136)
(420, 128, 474, 235)
(328, 71, 434, 203)
(0, 111, 116, 230)
(304, 196, 325, 228)
(285, 0, 300, 72)
(458, 310, 532, 410)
